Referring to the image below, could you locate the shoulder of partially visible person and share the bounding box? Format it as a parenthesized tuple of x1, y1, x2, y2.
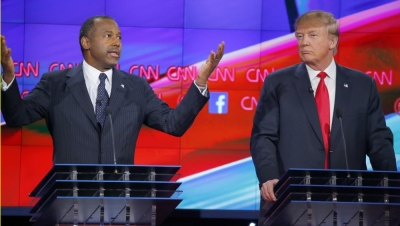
(117, 68, 156, 94)
(44, 67, 74, 78)
(119, 69, 147, 83)
(261, 63, 304, 92)
(339, 65, 372, 80)
(338, 64, 377, 87)
(37, 67, 78, 89)
(265, 63, 303, 81)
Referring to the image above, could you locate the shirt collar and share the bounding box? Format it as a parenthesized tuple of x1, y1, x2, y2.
(306, 58, 336, 81)
(82, 60, 113, 83)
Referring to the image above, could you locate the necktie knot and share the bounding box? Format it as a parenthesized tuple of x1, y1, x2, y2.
(318, 71, 328, 80)
(99, 73, 107, 82)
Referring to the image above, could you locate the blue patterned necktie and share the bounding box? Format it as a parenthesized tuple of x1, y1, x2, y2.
(96, 73, 109, 128)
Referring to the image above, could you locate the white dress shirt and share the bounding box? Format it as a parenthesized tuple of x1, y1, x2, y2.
(306, 58, 337, 129)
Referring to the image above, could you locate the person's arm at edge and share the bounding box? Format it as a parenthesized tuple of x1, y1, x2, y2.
(250, 76, 281, 202)
(366, 78, 397, 171)
(1, 35, 16, 90)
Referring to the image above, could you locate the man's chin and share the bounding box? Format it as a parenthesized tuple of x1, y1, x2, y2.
(106, 61, 119, 68)
(300, 57, 313, 65)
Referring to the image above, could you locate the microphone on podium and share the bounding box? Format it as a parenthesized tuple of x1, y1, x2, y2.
(336, 108, 350, 178)
(105, 106, 118, 173)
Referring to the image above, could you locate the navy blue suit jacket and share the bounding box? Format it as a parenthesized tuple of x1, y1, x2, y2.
(2, 64, 209, 164)
(250, 62, 397, 185)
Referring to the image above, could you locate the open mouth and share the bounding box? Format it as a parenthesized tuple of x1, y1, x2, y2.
(108, 50, 120, 58)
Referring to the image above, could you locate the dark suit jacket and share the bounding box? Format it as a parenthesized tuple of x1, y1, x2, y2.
(250, 62, 397, 185)
(1, 64, 209, 164)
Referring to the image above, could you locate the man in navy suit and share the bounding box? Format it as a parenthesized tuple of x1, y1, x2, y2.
(1, 16, 224, 164)
(250, 10, 397, 223)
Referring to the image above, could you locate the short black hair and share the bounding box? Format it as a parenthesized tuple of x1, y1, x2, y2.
(79, 15, 115, 54)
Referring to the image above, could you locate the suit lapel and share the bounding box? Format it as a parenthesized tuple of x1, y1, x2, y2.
(293, 63, 324, 146)
(65, 64, 98, 128)
(330, 64, 352, 144)
(104, 69, 127, 127)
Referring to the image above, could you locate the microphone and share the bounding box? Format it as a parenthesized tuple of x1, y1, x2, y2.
(105, 106, 118, 173)
(309, 87, 314, 93)
(96, 99, 102, 106)
(336, 108, 350, 178)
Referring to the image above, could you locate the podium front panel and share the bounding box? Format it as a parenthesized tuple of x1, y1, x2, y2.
(29, 164, 183, 226)
(264, 169, 400, 226)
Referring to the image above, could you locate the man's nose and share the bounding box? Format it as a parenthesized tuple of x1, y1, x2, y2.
(112, 38, 121, 47)
(301, 37, 309, 46)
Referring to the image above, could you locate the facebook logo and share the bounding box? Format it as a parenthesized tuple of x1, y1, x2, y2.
(209, 92, 228, 114)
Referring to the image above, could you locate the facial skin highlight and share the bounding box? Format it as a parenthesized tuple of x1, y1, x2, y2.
(80, 18, 122, 72)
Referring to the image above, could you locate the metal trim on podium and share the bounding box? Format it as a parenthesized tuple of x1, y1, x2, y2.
(29, 164, 183, 226)
(263, 168, 400, 226)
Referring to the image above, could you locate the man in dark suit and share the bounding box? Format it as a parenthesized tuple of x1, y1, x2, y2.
(250, 10, 397, 223)
(1, 15, 224, 164)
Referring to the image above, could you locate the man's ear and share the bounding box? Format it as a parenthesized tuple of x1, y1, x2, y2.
(81, 37, 90, 50)
(329, 36, 338, 50)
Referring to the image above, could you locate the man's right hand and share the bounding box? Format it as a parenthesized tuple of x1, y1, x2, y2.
(1, 35, 15, 84)
(260, 179, 279, 202)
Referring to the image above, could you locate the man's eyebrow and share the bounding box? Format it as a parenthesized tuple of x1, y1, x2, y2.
(103, 30, 121, 34)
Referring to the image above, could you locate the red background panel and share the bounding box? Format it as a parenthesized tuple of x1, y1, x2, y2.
(1, 126, 22, 145)
(1, 146, 21, 206)
(136, 126, 181, 149)
(21, 120, 52, 146)
(19, 146, 53, 206)
(337, 33, 400, 89)
(182, 90, 260, 149)
(135, 147, 181, 165)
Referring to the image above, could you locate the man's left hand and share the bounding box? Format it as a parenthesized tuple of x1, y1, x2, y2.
(196, 41, 225, 85)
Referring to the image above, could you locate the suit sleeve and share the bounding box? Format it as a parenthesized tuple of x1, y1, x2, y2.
(1, 74, 50, 127)
(250, 77, 281, 185)
(143, 81, 209, 137)
(366, 78, 397, 171)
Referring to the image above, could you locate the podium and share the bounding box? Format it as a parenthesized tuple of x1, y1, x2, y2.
(29, 164, 183, 226)
(263, 169, 400, 226)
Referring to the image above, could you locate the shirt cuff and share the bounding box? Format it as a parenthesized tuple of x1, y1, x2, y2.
(1, 74, 15, 91)
(193, 80, 208, 97)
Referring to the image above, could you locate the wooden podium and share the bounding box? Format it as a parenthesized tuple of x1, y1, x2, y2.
(28, 164, 182, 226)
(263, 169, 400, 225)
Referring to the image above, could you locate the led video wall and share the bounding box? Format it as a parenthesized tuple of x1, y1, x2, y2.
(1, 0, 400, 216)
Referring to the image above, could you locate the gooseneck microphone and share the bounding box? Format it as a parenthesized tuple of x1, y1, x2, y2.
(336, 108, 350, 178)
(105, 106, 118, 173)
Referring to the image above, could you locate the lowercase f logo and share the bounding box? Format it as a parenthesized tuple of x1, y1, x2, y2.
(209, 92, 228, 114)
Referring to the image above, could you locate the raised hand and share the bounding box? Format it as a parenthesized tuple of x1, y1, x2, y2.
(196, 41, 225, 85)
(1, 35, 15, 83)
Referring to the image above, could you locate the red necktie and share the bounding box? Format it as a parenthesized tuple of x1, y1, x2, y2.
(315, 72, 330, 169)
